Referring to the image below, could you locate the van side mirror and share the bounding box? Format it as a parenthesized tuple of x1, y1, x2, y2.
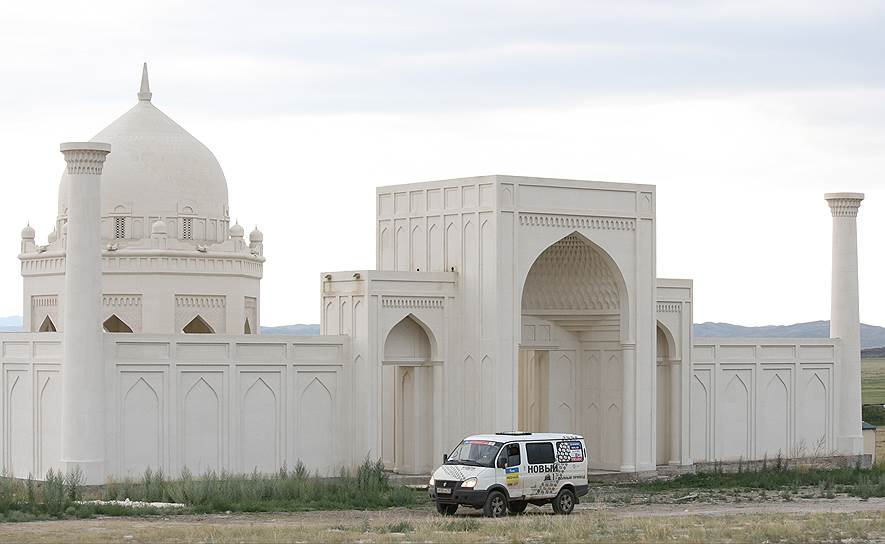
(442, 453, 448, 463)
(497, 456, 506, 469)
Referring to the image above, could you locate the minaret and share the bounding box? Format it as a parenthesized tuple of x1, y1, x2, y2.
(825, 192, 864, 455)
(60, 141, 111, 484)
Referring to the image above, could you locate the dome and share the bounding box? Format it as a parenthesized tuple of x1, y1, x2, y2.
(57, 64, 229, 229)
(21, 224, 35, 240)
(249, 226, 263, 243)
(151, 219, 167, 235)
(230, 222, 244, 238)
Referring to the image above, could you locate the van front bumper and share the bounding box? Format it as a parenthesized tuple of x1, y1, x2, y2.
(429, 486, 489, 508)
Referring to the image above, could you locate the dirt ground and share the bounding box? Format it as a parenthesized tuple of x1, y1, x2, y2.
(0, 497, 883, 543)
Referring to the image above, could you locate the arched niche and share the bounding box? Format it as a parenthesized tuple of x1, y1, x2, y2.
(183, 315, 214, 334)
(520, 232, 629, 337)
(656, 322, 676, 361)
(382, 314, 436, 364)
(103, 314, 134, 333)
(656, 321, 680, 466)
(380, 314, 436, 475)
(518, 231, 629, 470)
(520, 231, 630, 342)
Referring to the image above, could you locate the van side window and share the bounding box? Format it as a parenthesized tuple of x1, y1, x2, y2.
(505, 443, 521, 467)
(526, 442, 555, 464)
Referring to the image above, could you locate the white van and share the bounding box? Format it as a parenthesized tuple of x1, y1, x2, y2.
(428, 432, 589, 517)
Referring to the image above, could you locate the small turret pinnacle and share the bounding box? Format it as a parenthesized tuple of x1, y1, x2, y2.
(138, 62, 152, 102)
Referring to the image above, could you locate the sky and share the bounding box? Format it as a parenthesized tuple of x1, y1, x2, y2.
(0, 0, 882, 327)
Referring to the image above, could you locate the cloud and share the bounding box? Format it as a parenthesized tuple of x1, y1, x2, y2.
(0, 1, 883, 327)
(3, 1, 885, 117)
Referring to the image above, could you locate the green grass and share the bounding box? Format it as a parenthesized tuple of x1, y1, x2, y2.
(0, 458, 427, 522)
(629, 461, 885, 498)
(863, 358, 885, 405)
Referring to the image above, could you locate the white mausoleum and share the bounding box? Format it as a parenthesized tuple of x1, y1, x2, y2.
(0, 66, 868, 483)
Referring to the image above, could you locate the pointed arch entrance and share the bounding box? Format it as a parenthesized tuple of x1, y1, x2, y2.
(519, 232, 629, 471)
(381, 314, 435, 474)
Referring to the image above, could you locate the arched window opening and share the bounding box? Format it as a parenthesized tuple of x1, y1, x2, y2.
(183, 315, 214, 334)
(38, 315, 57, 332)
(244, 318, 252, 335)
(103, 314, 133, 333)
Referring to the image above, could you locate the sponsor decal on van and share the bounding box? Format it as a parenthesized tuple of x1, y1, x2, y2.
(557, 440, 584, 463)
(526, 463, 562, 474)
(505, 466, 519, 486)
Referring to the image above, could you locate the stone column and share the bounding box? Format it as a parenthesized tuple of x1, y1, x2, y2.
(60, 142, 111, 484)
(825, 192, 864, 455)
(620, 343, 636, 472)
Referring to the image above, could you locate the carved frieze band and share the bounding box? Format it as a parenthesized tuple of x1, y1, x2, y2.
(21, 255, 263, 278)
(32, 295, 58, 308)
(657, 302, 682, 313)
(103, 295, 141, 307)
(518, 213, 635, 231)
(61, 148, 110, 175)
(382, 297, 444, 309)
(175, 295, 226, 308)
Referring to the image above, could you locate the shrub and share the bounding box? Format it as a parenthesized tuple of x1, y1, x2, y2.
(99, 458, 423, 514)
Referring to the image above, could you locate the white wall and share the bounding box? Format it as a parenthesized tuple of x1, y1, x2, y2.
(690, 338, 840, 463)
(0, 333, 351, 479)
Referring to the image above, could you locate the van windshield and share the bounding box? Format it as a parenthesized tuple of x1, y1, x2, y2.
(446, 440, 502, 467)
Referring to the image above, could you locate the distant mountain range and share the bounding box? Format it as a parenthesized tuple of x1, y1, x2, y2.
(259, 324, 321, 335)
(2, 316, 884, 357)
(694, 320, 885, 350)
(0, 316, 21, 332)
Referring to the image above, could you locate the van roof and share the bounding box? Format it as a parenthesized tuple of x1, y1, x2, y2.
(464, 432, 584, 443)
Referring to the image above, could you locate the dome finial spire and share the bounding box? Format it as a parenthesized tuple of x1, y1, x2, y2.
(138, 62, 152, 102)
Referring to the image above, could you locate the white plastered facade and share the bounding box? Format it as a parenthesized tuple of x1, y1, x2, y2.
(0, 68, 867, 483)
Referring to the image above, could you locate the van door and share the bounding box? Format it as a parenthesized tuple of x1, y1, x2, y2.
(523, 441, 560, 497)
(497, 442, 524, 498)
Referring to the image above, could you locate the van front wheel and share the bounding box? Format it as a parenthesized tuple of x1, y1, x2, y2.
(553, 488, 576, 515)
(483, 491, 507, 518)
(436, 502, 458, 516)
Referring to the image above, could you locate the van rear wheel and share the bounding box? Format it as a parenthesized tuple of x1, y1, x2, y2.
(435, 502, 458, 516)
(507, 500, 528, 514)
(552, 488, 576, 515)
(483, 491, 507, 518)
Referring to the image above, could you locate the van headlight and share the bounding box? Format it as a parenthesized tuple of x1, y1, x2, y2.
(429, 476, 435, 487)
(461, 477, 477, 489)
